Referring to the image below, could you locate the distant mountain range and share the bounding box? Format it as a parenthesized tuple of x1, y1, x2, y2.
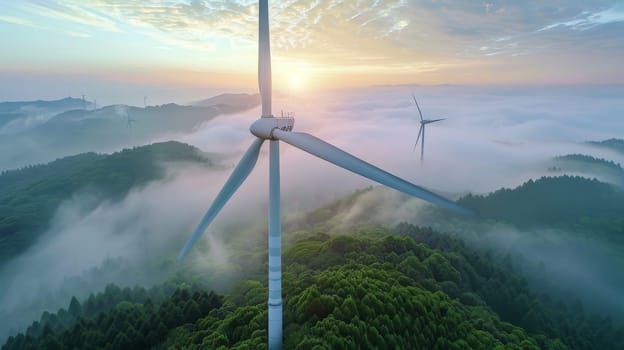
(0, 97, 89, 132)
(0, 93, 260, 171)
(0, 97, 87, 115)
(193, 93, 260, 112)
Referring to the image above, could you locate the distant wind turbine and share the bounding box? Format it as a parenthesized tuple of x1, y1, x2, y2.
(177, 2, 471, 349)
(412, 94, 445, 161)
(81, 95, 87, 110)
(126, 114, 136, 128)
(144, 96, 147, 108)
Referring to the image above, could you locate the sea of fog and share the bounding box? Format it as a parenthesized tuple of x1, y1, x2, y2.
(1, 84, 623, 342)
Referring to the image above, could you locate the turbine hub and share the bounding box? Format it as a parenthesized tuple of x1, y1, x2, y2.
(250, 116, 295, 139)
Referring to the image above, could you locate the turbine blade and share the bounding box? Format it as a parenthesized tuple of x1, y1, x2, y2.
(413, 125, 423, 151)
(259, 0, 272, 117)
(273, 130, 472, 215)
(425, 118, 445, 124)
(178, 138, 265, 260)
(412, 94, 423, 121)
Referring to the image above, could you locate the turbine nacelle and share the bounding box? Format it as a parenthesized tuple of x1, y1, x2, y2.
(250, 116, 295, 140)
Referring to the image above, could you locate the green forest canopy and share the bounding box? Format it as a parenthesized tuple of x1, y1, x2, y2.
(0, 141, 215, 266)
(458, 175, 624, 244)
(4, 226, 622, 350)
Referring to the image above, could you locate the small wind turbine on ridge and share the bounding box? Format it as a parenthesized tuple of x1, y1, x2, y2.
(126, 113, 136, 129)
(177, 1, 471, 349)
(412, 94, 445, 161)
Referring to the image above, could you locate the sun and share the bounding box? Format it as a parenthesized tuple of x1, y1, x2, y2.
(289, 75, 304, 90)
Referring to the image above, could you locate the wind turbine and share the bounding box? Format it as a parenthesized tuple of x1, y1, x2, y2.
(412, 95, 445, 161)
(177, 1, 471, 349)
(126, 114, 136, 128)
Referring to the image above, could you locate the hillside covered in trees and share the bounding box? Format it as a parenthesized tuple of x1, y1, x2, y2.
(0, 142, 217, 266)
(553, 154, 623, 173)
(0, 94, 262, 170)
(550, 154, 624, 186)
(290, 174, 624, 239)
(3, 226, 622, 349)
(588, 138, 624, 154)
(458, 175, 624, 244)
(2, 138, 624, 349)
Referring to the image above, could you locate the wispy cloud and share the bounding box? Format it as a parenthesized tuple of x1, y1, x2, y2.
(538, 5, 624, 32)
(78, 0, 409, 64)
(25, 1, 121, 32)
(66, 31, 91, 38)
(0, 15, 44, 29)
(3, 0, 624, 86)
(0, 15, 31, 26)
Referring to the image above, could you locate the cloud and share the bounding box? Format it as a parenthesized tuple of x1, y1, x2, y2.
(25, 1, 121, 32)
(165, 84, 624, 198)
(538, 5, 624, 32)
(0, 162, 263, 342)
(66, 31, 91, 38)
(72, 1, 624, 82)
(459, 224, 624, 319)
(1, 84, 624, 342)
(0, 15, 38, 27)
(4, 0, 624, 87)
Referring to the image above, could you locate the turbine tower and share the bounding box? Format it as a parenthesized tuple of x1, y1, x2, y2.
(178, 2, 471, 349)
(126, 114, 136, 128)
(412, 94, 445, 161)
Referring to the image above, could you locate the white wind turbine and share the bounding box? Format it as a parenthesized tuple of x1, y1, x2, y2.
(412, 94, 445, 161)
(178, 1, 471, 349)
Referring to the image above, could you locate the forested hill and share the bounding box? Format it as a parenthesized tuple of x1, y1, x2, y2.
(458, 176, 624, 241)
(4, 226, 623, 349)
(0, 97, 86, 114)
(0, 97, 87, 129)
(550, 154, 624, 186)
(0, 141, 217, 266)
(553, 154, 623, 174)
(587, 138, 624, 154)
(0, 93, 261, 171)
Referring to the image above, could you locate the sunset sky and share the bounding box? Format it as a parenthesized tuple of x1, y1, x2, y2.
(1, 1, 623, 104)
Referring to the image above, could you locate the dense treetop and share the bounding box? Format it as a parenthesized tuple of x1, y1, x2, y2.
(458, 176, 624, 244)
(3, 140, 624, 349)
(5, 226, 622, 349)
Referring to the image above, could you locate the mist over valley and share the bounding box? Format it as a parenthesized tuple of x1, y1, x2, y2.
(1, 85, 624, 348)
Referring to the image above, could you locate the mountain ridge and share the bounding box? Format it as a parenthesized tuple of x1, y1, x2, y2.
(0, 141, 218, 266)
